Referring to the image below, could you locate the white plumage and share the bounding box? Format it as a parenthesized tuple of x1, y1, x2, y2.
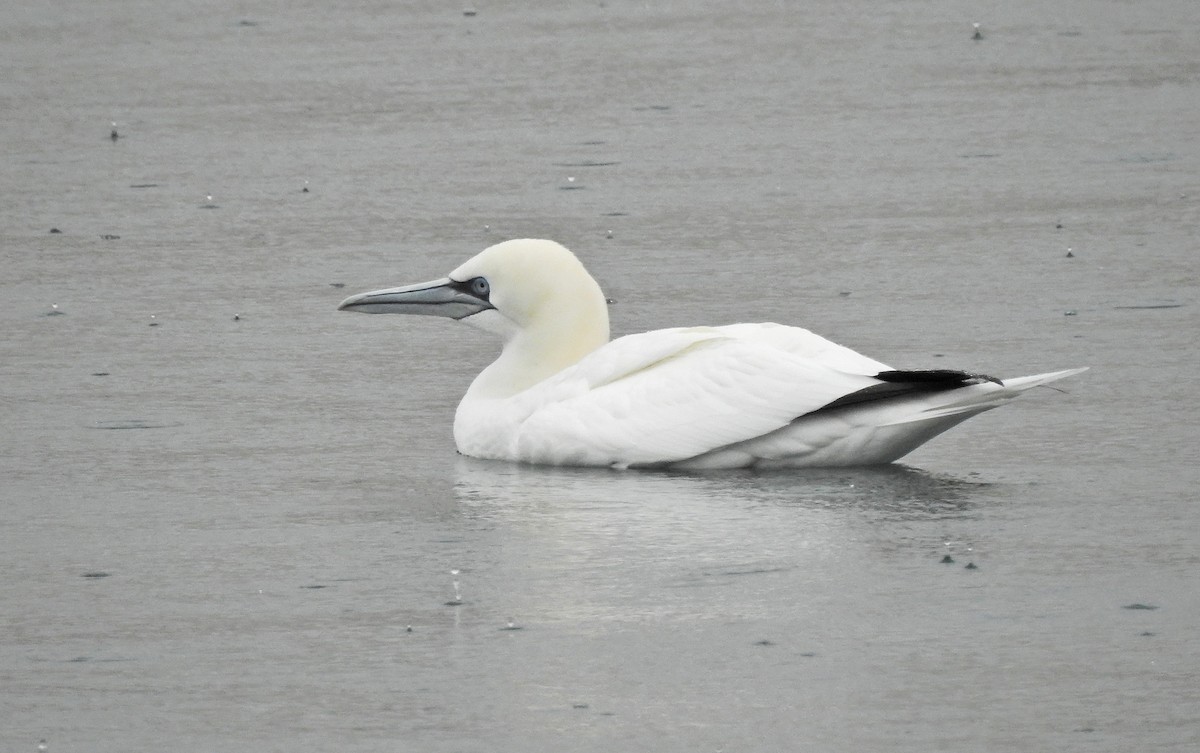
(339, 239, 1084, 469)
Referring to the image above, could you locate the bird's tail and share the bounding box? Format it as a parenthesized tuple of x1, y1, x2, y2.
(883, 367, 1087, 425)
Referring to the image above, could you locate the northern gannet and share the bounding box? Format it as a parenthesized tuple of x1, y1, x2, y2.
(338, 239, 1085, 469)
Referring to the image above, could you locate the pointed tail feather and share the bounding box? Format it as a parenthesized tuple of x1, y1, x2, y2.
(995, 367, 1089, 392)
(880, 367, 1087, 426)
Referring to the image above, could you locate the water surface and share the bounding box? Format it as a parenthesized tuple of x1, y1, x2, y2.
(2, 1, 1198, 751)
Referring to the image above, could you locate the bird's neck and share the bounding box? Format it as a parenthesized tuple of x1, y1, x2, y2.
(467, 308, 609, 399)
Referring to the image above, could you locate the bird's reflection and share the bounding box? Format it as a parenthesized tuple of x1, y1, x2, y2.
(454, 457, 989, 522)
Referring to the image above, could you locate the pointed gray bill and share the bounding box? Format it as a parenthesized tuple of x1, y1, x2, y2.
(337, 278, 493, 320)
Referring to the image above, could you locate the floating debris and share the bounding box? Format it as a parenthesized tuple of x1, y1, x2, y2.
(82, 572, 111, 579)
(1122, 603, 1158, 610)
(49, 227, 62, 234)
(463, 7, 477, 17)
(130, 183, 159, 189)
(940, 555, 955, 564)
(964, 562, 978, 570)
(445, 569, 463, 605)
(99, 234, 120, 240)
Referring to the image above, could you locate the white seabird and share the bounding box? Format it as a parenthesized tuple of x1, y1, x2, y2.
(338, 239, 1085, 469)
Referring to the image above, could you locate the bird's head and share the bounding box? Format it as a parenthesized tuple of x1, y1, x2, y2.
(338, 239, 611, 391)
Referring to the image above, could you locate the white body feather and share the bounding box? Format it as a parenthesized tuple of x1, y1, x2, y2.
(455, 323, 1083, 469)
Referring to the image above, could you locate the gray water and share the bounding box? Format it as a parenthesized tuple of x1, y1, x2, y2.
(3, 1, 1198, 751)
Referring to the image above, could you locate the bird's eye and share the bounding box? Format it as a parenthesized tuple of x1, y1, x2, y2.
(470, 277, 490, 297)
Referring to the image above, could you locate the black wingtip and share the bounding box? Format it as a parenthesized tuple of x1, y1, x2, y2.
(873, 369, 1002, 387)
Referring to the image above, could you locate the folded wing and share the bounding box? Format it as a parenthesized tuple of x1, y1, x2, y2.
(510, 325, 889, 466)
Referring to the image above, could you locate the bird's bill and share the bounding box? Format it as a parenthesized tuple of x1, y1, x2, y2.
(337, 278, 492, 320)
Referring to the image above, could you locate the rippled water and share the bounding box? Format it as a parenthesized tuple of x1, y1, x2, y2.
(3, 1, 1198, 751)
